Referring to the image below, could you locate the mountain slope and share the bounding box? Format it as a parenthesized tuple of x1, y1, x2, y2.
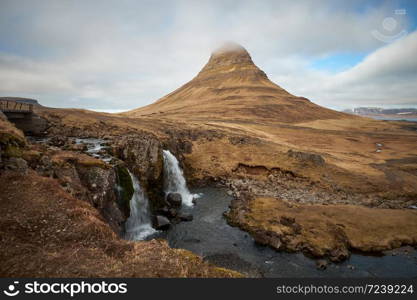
(124, 43, 350, 123)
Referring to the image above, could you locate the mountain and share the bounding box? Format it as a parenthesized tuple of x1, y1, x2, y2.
(124, 42, 349, 123)
(353, 107, 417, 115)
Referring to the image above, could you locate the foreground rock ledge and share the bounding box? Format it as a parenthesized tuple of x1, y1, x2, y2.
(226, 196, 417, 262)
(0, 171, 241, 277)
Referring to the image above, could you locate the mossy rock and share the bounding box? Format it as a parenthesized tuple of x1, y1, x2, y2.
(115, 165, 134, 217)
(3, 143, 23, 158)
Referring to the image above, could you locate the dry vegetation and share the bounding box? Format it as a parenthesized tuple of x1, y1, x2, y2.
(227, 196, 417, 261)
(0, 171, 240, 277)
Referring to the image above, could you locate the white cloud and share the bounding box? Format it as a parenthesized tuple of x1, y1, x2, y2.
(0, 0, 415, 110)
(280, 30, 417, 109)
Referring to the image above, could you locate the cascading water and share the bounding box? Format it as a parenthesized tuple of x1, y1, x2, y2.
(162, 150, 196, 207)
(124, 171, 157, 240)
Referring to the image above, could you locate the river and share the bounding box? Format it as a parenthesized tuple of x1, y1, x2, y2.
(159, 187, 417, 278)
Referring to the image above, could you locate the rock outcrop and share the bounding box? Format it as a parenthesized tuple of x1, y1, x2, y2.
(226, 195, 417, 261)
(0, 170, 241, 277)
(112, 132, 165, 214)
(0, 115, 26, 170)
(23, 145, 126, 235)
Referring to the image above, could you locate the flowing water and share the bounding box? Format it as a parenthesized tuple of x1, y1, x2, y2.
(163, 187, 417, 278)
(75, 138, 113, 163)
(124, 171, 157, 240)
(162, 150, 196, 206)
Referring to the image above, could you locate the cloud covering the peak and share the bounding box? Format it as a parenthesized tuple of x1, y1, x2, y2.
(0, 0, 416, 110)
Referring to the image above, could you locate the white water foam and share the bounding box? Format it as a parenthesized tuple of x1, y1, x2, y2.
(162, 150, 196, 207)
(125, 171, 157, 240)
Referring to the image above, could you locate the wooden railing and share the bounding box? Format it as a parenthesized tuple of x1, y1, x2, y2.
(0, 100, 33, 113)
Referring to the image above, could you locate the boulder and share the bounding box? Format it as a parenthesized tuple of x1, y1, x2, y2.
(157, 206, 179, 218)
(252, 230, 282, 250)
(168, 208, 178, 218)
(280, 216, 295, 226)
(49, 136, 67, 147)
(0, 111, 7, 121)
(166, 192, 182, 208)
(154, 215, 171, 230)
(178, 213, 193, 222)
(329, 247, 349, 262)
(113, 133, 164, 187)
(287, 149, 325, 166)
(316, 259, 328, 270)
(4, 157, 28, 174)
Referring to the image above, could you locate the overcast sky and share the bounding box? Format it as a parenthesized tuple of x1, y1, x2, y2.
(1, 0, 416, 112)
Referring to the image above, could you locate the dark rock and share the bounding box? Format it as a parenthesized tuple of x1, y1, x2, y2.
(316, 259, 328, 270)
(113, 133, 163, 188)
(280, 216, 295, 226)
(76, 163, 126, 235)
(280, 216, 302, 234)
(166, 192, 182, 208)
(115, 165, 134, 217)
(287, 149, 325, 166)
(4, 157, 28, 174)
(178, 213, 193, 222)
(157, 206, 170, 216)
(228, 136, 260, 145)
(157, 206, 179, 218)
(154, 215, 171, 230)
(291, 222, 302, 234)
(49, 136, 67, 147)
(113, 133, 164, 215)
(252, 230, 282, 250)
(329, 247, 349, 262)
(168, 208, 178, 218)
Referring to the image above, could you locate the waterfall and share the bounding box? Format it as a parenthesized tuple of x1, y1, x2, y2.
(162, 150, 196, 207)
(125, 171, 156, 240)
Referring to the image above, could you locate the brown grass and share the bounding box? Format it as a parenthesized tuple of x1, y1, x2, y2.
(0, 170, 241, 277)
(232, 196, 417, 259)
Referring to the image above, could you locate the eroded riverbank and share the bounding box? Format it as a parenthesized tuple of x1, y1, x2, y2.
(160, 187, 417, 278)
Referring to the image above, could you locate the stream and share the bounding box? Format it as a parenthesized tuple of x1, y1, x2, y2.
(74, 138, 113, 163)
(160, 187, 417, 278)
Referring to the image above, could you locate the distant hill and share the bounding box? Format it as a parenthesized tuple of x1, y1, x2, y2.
(346, 107, 417, 116)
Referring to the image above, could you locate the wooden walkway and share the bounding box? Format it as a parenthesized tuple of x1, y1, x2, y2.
(0, 99, 33, 113)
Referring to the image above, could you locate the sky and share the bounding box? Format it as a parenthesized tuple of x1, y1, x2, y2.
(0, 0, 417, 112)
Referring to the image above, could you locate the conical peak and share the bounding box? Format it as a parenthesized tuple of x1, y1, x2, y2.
(196, 42, 267, 82)
(212, 42, 249, 56)
(208, 42, 253, 65)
